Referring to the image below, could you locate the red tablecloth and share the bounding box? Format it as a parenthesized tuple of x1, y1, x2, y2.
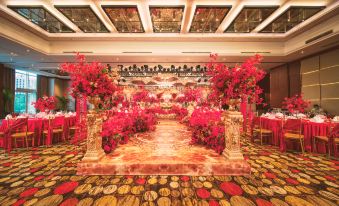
(0, 116, 76, 149)
(259, 117, 338, 156)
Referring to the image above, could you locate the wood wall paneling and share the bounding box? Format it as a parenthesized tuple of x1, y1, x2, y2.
(0, 64, 15, 117)
(270, 65, 289, 107)
(288, 61, 301, 96)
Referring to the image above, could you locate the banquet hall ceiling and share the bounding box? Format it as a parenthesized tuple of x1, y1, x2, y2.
(0, 0, 339, 79)
(1, 0, 336, 37)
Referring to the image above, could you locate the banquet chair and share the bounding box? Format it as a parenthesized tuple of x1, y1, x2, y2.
(43, 116, 65, 145)
(68, 125, 78, 140)
(282, 118, 305, 153)
(9, 118, 35, 149)
(313, 122, 335, 156)
(330, 124, 339, 157)
(252, 116, 272, 145)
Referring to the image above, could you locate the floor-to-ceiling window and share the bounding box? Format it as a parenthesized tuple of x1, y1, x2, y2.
(14, 70, 37, 114)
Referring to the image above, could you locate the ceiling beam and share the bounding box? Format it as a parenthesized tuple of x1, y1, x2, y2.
(251, 0, 289, 33)
(216, 0, 243, 33)
(181, 0, 194, 33)
(138, 1, 153, 33)
(91, 0, 117, 33)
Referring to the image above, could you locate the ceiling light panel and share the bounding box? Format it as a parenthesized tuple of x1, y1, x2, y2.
(150, 6, 184, 33)
(190, 6, 230, 33)
(56, 6, 109, 33)
(225, 7, 277, 33)
(261, 6, 324, 33)
(102, 6, 144, 33)
(9, 6, 73, 33)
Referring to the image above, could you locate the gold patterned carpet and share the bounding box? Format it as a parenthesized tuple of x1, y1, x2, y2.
(0, 135, 338, 206)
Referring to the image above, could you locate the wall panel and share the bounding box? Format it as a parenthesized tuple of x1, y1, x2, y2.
(270, 65, 288, 107)
(300, 47, 339, 115)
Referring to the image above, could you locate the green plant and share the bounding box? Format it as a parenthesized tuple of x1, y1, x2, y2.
(56, 95, 69, 111)
(2, 88, 14, 115)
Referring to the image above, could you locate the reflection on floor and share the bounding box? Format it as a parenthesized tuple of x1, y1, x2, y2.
(0, 124, 338, 206)
(78, 120, 250, 175)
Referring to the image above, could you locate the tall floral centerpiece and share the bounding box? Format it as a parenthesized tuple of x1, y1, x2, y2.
(208, 54, 265, 160)
(282, 94, 310, 114)
(61, 54, 119, 161)
(32, 96, 57, 113)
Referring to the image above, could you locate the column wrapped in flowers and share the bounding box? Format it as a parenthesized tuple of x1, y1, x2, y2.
(208, 54, 266, 160)
(61, 54, 119, 161)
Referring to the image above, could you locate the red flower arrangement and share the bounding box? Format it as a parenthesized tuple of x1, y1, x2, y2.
(146, 105, 188, 121)
(60, 54, 118, 108)
(282, 94, 310, 113)
(32, 96, 57, 112)
(208, 54, 265, 106)
(101, 109, 156, 153)
(189, 108, 225, 154)
(132, 89, 149, 102)
(175, 88, 202, 103)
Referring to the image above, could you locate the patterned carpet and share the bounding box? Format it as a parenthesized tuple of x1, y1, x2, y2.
(0, 137, 338, 206)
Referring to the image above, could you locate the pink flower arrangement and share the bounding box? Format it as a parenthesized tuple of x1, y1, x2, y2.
(208, 54, 266, 106)
(175, 88, 202, 103)
(132, 89, 150, 102)
(146, 105, 188, 120)
(101, 109, 156, 153)
(60, 54, 118, 108)
(282, 94, 310, 113)
(32, 96, 56, 112)
(189, 108, 225, 154)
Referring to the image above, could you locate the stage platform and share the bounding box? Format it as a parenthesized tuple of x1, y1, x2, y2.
(77, 120, 250, 175)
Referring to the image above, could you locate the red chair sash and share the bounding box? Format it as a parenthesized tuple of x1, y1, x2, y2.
(330, 124, 339, 137)
(283, 119, 302, 132)
(3, 118, 28, 153)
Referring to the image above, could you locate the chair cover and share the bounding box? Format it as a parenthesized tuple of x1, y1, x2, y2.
(46, 116, 65, 146)
(283, 119, 303, 133)
(3, 118, 28, 153)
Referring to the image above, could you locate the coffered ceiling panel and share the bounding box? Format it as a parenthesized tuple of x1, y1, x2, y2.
(102, 6, 144, 33)
(261, 6, 324, 33)
(225, 7, 277, 33)
(9, 6, 73, 33)
(56, 6, 108, 33)
(190, 6, 230, 33)
(150, 6, 184, 33)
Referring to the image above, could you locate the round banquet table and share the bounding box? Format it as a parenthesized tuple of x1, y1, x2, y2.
(258, 117, 338, 156)
(0, 116, 76, 149)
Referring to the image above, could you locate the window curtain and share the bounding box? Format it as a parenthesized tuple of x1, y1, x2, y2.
(0, 64, 15, 118)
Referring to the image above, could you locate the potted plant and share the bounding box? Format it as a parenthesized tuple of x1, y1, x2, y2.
(56, 95, 69, 112)
(2, 88, 14, 117)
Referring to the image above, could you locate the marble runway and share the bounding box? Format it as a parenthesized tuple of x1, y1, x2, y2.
(77, 120, 251, 175)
